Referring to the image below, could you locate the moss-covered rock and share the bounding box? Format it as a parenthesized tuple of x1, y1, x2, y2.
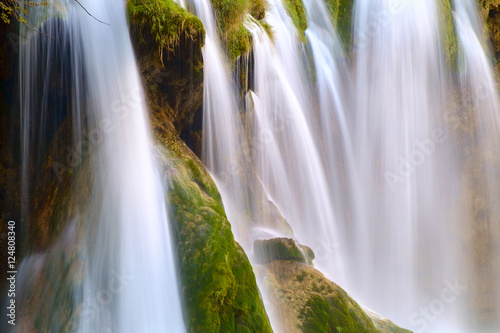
(149, 110, 272, 332)
(439, 0, 458, 67)
(129, 5, 272, 330)
(210, 0, 271, 61)
(282, 0, 308, 41)
(128, 0, 205, 155)
(254, 237, 315, 264)
(128, 0, 205, 60)
(330, 0, 354, 52)
(254, 260, 412, 333)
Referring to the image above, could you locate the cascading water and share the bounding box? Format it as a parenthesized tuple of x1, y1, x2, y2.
(346, 0, 500, 331)
(244, 0, 344, 281)
(185, 0, 251, 243)
(350, 0, 465, 330)
(11, 0, 186, 331)
(302, 0, 354, 233)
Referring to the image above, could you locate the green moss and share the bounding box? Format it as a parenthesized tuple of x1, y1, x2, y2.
(249, 0, 267, 20)
(439, 0, 458, 68)
(322, 0, 354, 52)
(211, 0, 251, 61)
(324, 0, 340, 24)
(259, 19, 275, 41)
(226, 23, 253, 61)
(282, 0, 308, 41)
(127, 0, 205, 61)
(210, 0, 272, 61)
(300, 294, 378, 333)
(154, 121, 272, 332)
(336, 0, 354, 52)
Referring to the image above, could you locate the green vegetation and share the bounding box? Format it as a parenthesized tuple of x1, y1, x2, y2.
(300, 294, 377, 333)
(210, 0, 273, 61)
(322, 0, 354, 52)
(324, 0, 340, 24)
(282, 0, 308, 41)
(153, 119, 272, 332)
(1, 1, 49, 25)
(335, 0, 354, 52)
(128, 0, 205, 61)
(439, 0, 458, 67)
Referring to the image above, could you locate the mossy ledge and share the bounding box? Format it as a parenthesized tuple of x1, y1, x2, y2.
(211, 0, 269, 61)
(128, 0, 205, 62)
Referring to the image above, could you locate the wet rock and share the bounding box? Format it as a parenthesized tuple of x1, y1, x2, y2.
(254, 237, 315, 265)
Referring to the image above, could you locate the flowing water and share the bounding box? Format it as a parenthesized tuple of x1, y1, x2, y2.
(350, 0, 463, 329)
(196, 0, 500, 332)
(244, 0, 344, 280)
(8, 0, 500, 331)
(12, 0, 186, 332)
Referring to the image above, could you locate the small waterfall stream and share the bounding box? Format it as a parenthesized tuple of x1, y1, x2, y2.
(13, 0, 186, 332)
(244, 0, 344, 280)
(350, 0, 462, 328)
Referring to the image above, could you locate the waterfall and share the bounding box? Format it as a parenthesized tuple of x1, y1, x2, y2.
(350, 0, 464, 330)
(244, 0, 344, 281)
(14, 0, 186, 332)
(184, 0, 251, 243)
(302, 0, 355, 236)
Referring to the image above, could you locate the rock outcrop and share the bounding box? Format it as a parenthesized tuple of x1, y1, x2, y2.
(255, 259, 412, 333)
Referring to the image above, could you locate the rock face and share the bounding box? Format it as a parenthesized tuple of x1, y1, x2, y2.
(128, 0, 206, 156)
(255, 260, 412, 333)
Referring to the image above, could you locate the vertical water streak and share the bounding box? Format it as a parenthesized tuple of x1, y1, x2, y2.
(245, 0, 344, 281)
(186, 0, 251, 244)
(351, 0, 463, 330)
(302, 0, 355, 277)
(17, 1, 186, 332)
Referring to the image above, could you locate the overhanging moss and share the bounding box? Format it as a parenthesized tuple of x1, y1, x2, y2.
(210, 0, 271, 61)
(127, 0, 205, 61)
(211, 0, 251, 61)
